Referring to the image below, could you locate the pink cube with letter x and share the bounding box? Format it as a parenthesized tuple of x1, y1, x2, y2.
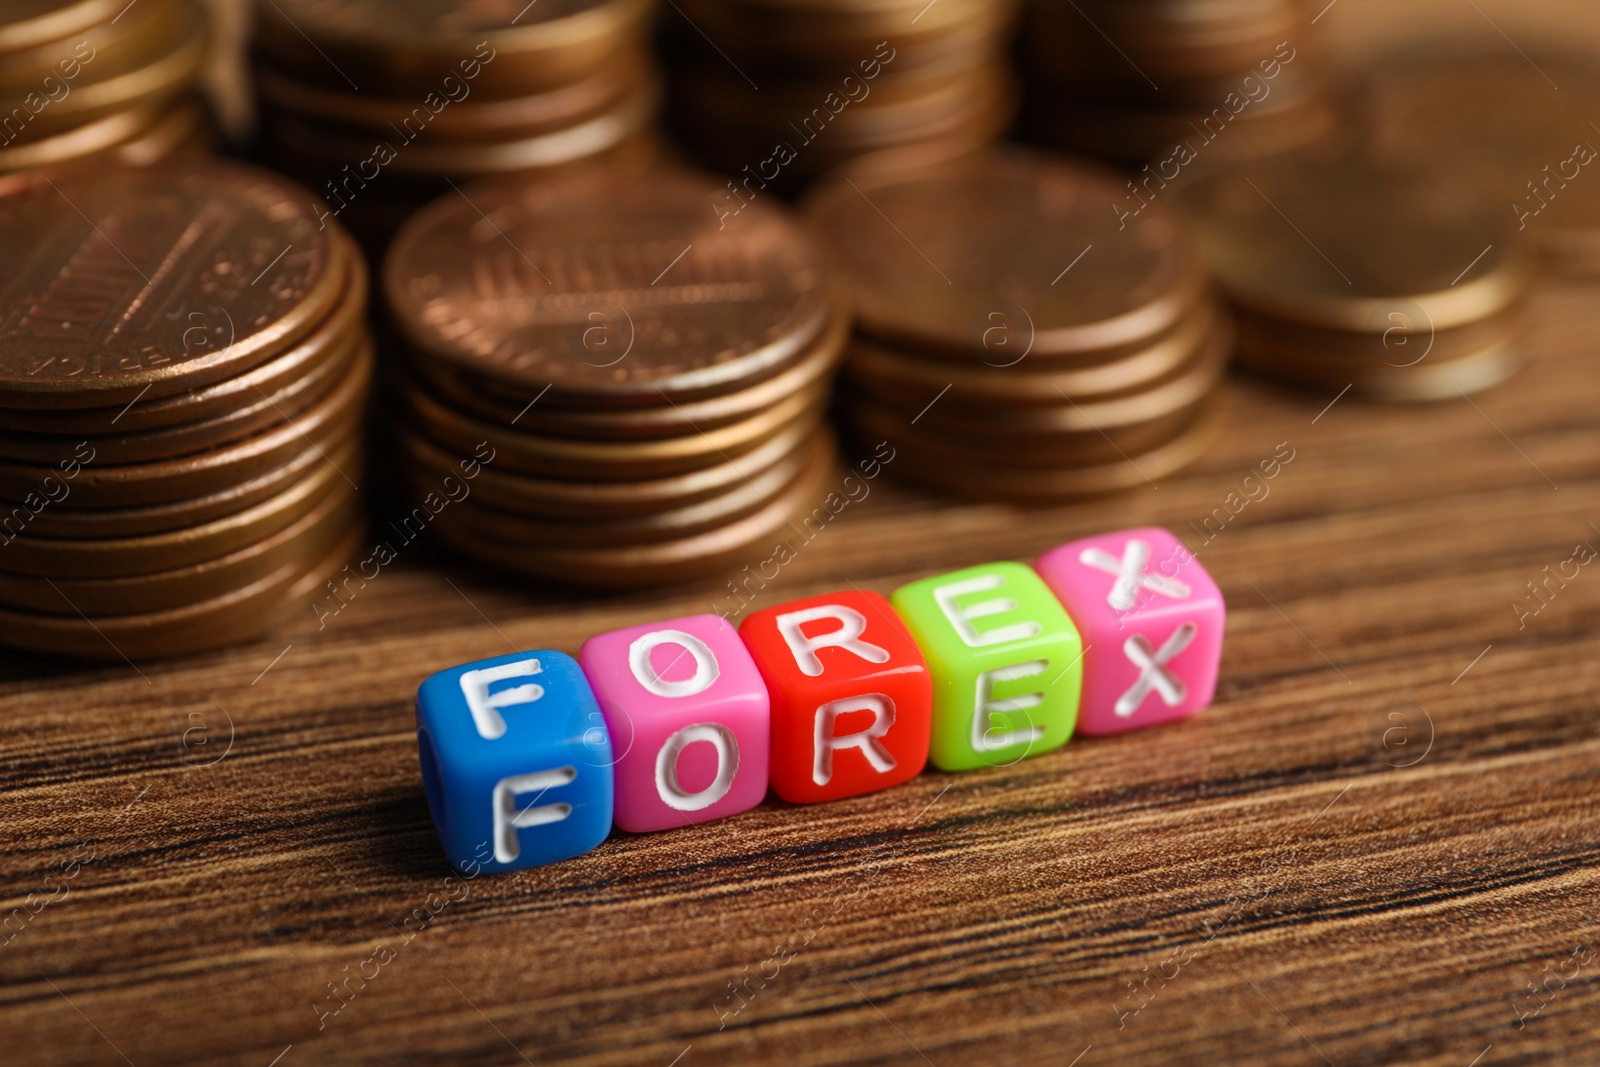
(1034, 526, 1225, 736)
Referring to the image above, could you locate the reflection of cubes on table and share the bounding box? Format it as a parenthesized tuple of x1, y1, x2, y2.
(741, 589, 932, 804)
(1035, 527, 1225, 736)
(415, 650, 614, 873)
(891, 562, 1084, 772)
(580, 614, 770, 834)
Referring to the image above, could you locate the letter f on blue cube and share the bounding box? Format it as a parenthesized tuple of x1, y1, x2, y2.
(416, 650, 614, 873)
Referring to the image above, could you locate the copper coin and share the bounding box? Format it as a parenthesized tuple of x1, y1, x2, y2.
(393, 407, 821, 519)
(431, 435, 838, 587)
(0, 474, 358, 614)
(401, 373, 827, 480)
(252, 45, 649, 142)
(8, 430, 357, 540)
(1236, 334, 1520, 402)
(0, 323, 360, 465)
(386, 167, 834, 406)
(0, 520, 363, 660)
(842, 294, 1223, 406)
(264, 75, 660, 178)
(865, 402, 1220, 502)
(254, 0, 654, 97)
(0, 237, 364, 433)
(849, 314, 1230, 438)
(0, 0, 208, 130)
(418, 429, 825, 547)
(0, 439, 354, 577)
(405, 298, 846, 439)
(0, 160, 348, 407)
(0, 335, 370, 506)
(0, 0, 127, 53)
(1175, 151, 1527, 332)
(675, 0, 1016, 67)
(805, 147, 1207, 358)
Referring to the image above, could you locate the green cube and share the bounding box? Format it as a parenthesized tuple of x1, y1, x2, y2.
(891, 561, 1083, 771)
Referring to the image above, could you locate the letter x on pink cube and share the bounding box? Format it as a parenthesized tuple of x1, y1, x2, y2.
(579, 614, 770, 833)
(1034, 527, 1224, 736)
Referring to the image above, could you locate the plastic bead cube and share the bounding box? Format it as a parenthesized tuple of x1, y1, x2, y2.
(415, 650, 615, 873)
(1034, 526, 1225, 735)
(890, 562, 1084, 771)
(579, 614, 770, 833)
(740, 590, 932, 804)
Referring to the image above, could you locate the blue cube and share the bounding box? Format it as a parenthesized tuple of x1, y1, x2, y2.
(416, 650, 614, 873)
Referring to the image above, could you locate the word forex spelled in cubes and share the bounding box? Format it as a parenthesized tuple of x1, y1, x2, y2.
(413, 527, 1226, 874)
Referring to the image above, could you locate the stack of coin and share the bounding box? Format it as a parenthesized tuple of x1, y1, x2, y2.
(1348, 49, 1600, 278)
(384, 167, 846, 588)
(664, 0, 1021, 191)
(804, 147, 1229, 503)
(1021, 0, 1335, 167)
(1174, 151, 1527, 400)
(0, 0, 215, 175)
(0, 160, 369, 660)
(252, 0, 661, 252)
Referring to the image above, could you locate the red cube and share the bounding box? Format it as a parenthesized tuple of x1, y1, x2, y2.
(739, 590, 933, 804)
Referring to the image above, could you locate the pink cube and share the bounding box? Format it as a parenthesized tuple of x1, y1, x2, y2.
(1034, 527, 1224, 736)
(579, 614, 770, 833)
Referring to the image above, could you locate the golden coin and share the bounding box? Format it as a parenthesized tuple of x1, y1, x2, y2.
(0, 239, 363, 433)
(254, 0, 655, 97)
(0, 97, 160, 172)
(841, 294, 1223, 406)
(0, 438, 353, 577)
(805, 146, 1207, 357)
(0, 520, 362, 660)
(0, 335, 369, 507)
(860, 402, 1220, 502)
(1232, 298, 1527, 374)
(1236, 334, 1519, 402)
(14, 431, 358, 539)
(392, 407, 821, 519)
(401, 373, 827, 480)
(417, 429, 824, 547)
(1175, 152, 1527, 332)
(106, 92, 212, 165)
(386, 166, 835, 405)
(0, 160, 349, 407)
(405, 297, 846, 439)
(0, 474, 357, 614)
(430, 435, 838, 587)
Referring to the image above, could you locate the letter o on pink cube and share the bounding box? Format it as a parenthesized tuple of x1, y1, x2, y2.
(1035, 527, 1224, 735)
(579, 614, 770, 833)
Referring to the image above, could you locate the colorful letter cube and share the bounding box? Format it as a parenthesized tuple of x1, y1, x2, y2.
(1034, 526, 1225, 735)
(415, 650, 614, 873)
(579, 614, 770, 833)
(740, 590, 932, 804)
(890, 562, 1084, 771)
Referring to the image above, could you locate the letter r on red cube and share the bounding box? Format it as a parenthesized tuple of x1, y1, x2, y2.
(740, 590, 932, 804)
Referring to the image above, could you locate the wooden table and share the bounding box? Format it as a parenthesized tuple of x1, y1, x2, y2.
(5, 264, 1599, 1066)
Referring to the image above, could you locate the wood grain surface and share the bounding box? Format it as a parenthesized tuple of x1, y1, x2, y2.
(4, 270, 1600, 1065)
(7, 4, 1600, 1064)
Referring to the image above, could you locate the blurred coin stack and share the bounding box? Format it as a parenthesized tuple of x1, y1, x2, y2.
(252, 0, 661, 252)
(1349, 50, 1600, 278)
(0, 0, 214, 175)
(0, 161, 369, 660)
(1022, 0, 1334, 167)
(806, 148, 1228, 503)
(1175, 152, 1527, 401)
(665, 0, 1021, 191)
(384, 168, 846, 588)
